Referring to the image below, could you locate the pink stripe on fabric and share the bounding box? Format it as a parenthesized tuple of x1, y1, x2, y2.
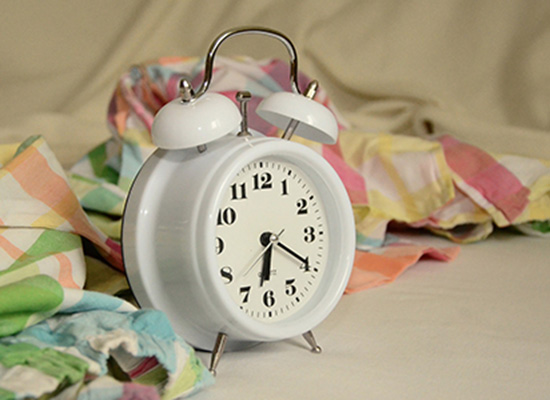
(118, 82, 153, 132)
(55, 253, 80, 289)
(105, 238, 121, 254)
(127, 356, 159, 378)
(121, 382, 160, 400)
(322, 143, 368, 204)
(0, 235, 24, 259)
(438, 135, 529, 222)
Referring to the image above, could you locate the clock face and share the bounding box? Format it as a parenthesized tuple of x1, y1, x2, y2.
(215, 157, 329, 322)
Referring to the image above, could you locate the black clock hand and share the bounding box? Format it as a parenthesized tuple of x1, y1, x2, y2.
(243, 229, 284, 281)
(260, 243, 273, 287)
(276, 242, 310, 272)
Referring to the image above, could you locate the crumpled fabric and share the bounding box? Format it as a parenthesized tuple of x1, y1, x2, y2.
(0, 137, 213, 399)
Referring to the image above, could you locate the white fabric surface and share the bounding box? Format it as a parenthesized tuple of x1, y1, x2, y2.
(194, 231, 550, 399)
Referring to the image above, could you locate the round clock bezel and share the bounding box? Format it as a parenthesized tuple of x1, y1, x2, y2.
(194, 137, 355, 343)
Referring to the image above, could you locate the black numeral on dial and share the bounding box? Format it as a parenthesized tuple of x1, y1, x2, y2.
(220, 266, 233, 284)
(263, 290, 276, 308)
(215, 237, 225, 255)
(285, 278, 297, 296)
(304, 226, 316, 243)
(217, 207, 237, 226)
(230, 182, 247, 200)
(240, 286, 251, 303)
(253, 172, 273, 190)
(281, 179, 289, 196)
(296, 198, 308, 214)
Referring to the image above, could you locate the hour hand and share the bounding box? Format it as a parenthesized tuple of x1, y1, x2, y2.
(258, 230, 284, 285)
(260, 244, 273, 286)
(276, 242, 310, 272)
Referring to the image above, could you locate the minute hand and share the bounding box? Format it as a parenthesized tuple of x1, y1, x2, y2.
(276, 242, 310, 271)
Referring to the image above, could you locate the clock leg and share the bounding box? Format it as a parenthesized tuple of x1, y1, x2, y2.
(208, 332, 228, 376)
(302, 330, 322, 354)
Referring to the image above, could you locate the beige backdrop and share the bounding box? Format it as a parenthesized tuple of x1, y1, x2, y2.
(1, 0, 549, 166)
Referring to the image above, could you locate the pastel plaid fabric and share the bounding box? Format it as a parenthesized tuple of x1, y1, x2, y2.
(0, 137, 213, 399)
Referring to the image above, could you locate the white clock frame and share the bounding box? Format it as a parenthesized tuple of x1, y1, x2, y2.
(123, 135, 355, 352)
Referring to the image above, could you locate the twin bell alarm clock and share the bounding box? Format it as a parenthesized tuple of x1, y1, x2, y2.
(122, 27, 356, 374)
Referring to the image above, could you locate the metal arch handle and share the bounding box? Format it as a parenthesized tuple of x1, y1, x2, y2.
(192, 26, 302, 100)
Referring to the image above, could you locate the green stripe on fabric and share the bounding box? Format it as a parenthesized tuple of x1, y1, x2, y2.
(162, 355, 210, 400)
(0, 313, 34, 338)
(25, 230, 81, 257)
(81, 187, 124, 215)
(531, 220, 550, 233)
(88, 144, 119, 184)
(13, 136, 41, 158)
(0, 275, 63, 313)
(68, 174, 102, 201)
(0, 343, 88, 384)
(87, 212, 122, 240)
(0, 387, 15, 400)
(118, 176, 134, 192)
(69, 172, 101, 186)
(0, 275, 63, 337)
(133, 363, 168, 386)
(0, 231, 81, 277)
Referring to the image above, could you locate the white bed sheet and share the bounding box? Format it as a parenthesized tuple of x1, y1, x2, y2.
(193, 231, 550, 399)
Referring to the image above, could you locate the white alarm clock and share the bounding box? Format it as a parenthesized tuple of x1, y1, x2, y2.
(122, 27, 355, 374)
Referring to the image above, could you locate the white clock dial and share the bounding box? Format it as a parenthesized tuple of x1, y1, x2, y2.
(215, 157, 329, 322)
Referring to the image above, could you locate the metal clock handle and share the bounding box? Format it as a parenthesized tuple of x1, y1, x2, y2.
(193, 26, 303, 100)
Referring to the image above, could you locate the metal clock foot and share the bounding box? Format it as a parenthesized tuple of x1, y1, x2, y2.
(209, 332, 228, 376)
(302, 330, 322, 354)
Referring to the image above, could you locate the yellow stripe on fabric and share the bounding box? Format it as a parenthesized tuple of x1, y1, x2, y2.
(0, 263, 40, 288)
(338, 131, 378, 169)
(0, 143, 20, 165)
(518, 194, 550, 223)
(161, 357, 204, 400)
(377, 136, 424, 220)
(353, 206, 389, 240)
(366, 189, 415, 221)
(124, 128, 155, 146)
(528, 174, 550, 200)
(433, 147, 455, 201)
(30, 209, 67, 230)
(433, 210, 491, 230)
(67, 176, 99, 201)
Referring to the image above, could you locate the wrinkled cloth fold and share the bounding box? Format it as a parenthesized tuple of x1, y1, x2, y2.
(0, 137, 213, 399)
